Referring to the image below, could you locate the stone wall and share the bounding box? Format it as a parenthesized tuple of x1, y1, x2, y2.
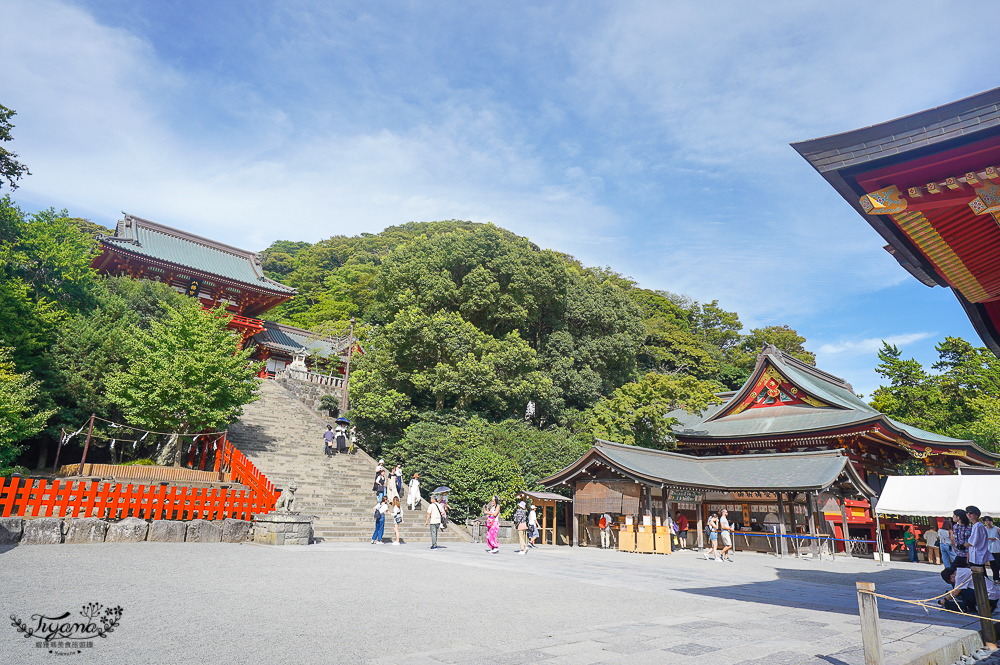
(0, 516, 253, 545)
(274, 373, 342, 416)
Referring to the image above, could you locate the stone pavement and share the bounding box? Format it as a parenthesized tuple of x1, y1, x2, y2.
(0, 540, 979, 664)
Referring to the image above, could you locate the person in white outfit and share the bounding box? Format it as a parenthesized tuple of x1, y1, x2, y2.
(407, 473, 421, 511)
(384, 470, 400, 504)
(528, 505, 539, 547)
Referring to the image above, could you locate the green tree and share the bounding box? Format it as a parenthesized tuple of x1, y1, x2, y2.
(589, 372, 720, 449)
(733, 324, 816, 374)
(449, 447, 526, 520)
(868, 343, 947, 434)
(349, 307, 552, 441)
(0, 347, 53, 474)
(0, 104, 30, 190)
(105, 302, 262, 466)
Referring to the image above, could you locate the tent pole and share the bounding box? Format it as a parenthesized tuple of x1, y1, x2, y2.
(871, 498, 885, 567)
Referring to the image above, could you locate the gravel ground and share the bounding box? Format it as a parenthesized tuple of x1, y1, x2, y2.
(0, 541, 979, 664)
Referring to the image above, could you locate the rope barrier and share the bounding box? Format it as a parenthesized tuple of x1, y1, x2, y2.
(858, 588, 1000, 623)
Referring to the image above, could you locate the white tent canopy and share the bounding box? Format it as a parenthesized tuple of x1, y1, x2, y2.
(875, 475, 1000, 517)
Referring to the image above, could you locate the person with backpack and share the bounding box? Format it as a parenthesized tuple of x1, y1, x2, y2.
(485, 496, 500, 554)
(600, 513, 613, 549)
(424, 496, 444, 549)
(514, 501, 529, 554)
(372, 470, 386, 502)
(323, 425, 335, 457)
(372, 495, 388, 544)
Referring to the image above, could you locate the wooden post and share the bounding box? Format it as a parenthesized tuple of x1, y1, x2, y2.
(776, 492, 787, 556)
(52, 427, 66, 477)
(696, 501, 704, 549)
(564, 501, 571, 546)
(340, 317, 356, 413)
(788, 493, 800, 557)
(839, 495, 853, 557)
(807, 491, 819, 560)
(571, 484, 579, 547)
(856, 582, 885, 665)
(77, 414, 95, 477)
(971, 565, 998, 648)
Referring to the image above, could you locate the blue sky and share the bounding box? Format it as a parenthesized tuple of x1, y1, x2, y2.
(2, 0, 998, 396)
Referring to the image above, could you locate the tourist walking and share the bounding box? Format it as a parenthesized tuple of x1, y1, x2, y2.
(903, 526, 918, 562)
(323, 425, 335, 457)
(923, 525, 940, 565)
(984, 516, 1000, 582)
(372, 496, 388, 544)
(953, 509, 972, 568)
(391, 497, 403, 545)
(425, 496, 443, 549)
(675, 511, 689, 549)
(719, 508, 735, 562)
(528, 504, 539, 547)
(393, 465, 403, 496)
(485, 496, 500, 554)
(385, 468, 400, 505)
(334, 421, 349, 453)
(373, 469, 386, 502)
(939, 519, 955, 568)
(704, 512, 720, 561)
(600, 512, 613, 549)
(514, 501, 528, 554)
(407, 473, 421, 510)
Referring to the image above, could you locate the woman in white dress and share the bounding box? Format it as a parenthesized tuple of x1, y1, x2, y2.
(407, 473, 421, 510)
(385, 469, 400, 504)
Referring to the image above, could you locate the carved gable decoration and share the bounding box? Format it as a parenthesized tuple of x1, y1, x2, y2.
(725, 365, 831, 417)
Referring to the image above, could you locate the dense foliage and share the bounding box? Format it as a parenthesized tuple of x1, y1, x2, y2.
(0, 194, 262, 472)
(258, 221, 819, 513)
(870, 337, 1000, 453)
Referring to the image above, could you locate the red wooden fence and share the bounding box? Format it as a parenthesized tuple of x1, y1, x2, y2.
(0, 437, 278, 521)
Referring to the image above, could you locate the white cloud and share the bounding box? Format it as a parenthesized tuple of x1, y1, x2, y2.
(818, 332, 935, 357)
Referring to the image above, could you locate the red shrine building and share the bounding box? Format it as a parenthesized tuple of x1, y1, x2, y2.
(92, 213, 355, 376)
(671, 345, 1000, 479)
(793, 87, 1000, 356)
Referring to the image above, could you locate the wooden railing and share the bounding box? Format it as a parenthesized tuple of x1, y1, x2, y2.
(0, 436, 278, 521)
(55, 464, 232, 484)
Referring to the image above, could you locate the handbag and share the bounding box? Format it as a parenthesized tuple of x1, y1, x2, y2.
(394, 513, 403, 525)
(439, 506, 449, 529)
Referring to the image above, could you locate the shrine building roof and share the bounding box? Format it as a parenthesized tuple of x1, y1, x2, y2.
(99, 214, 296, 295)
(670, 345, 998, 462)
(251, 321, 353, 358)
(541, 439, 874, 497)
(791, 87, 1000, 356)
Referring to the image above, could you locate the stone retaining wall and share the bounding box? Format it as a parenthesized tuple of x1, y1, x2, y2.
(0, 516, 252, 545)
(274, 373, 341, 415)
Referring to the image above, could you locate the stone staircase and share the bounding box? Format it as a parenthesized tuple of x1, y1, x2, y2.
(228, 380, 469, 544)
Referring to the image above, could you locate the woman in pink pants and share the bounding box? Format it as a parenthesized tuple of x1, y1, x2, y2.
(485, 496, 500, 554)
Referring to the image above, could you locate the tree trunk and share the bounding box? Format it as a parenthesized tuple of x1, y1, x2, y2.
(35, 441, 48, 471)
(156, 433, 180, 467)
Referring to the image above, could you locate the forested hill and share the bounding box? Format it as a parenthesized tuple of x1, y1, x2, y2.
(258, 221, 815, 445)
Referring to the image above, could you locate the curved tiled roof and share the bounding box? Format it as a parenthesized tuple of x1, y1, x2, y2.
(99, 214, 295, 294)
(541, 439, 874, 497)
(671, 345, 999, 462)
(252, 321, 352, 358)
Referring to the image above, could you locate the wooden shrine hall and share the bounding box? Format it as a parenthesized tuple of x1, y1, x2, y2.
(793, 87, 1000, 356)
(541, 439, 875, 554)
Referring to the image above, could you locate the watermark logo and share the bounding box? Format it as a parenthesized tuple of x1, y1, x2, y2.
(10, 602, 123, 655)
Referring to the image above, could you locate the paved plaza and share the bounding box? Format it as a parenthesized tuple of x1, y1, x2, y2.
(0, 541, 980, 664)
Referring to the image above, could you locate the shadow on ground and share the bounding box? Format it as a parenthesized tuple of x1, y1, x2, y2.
(679, 566, 969, 626)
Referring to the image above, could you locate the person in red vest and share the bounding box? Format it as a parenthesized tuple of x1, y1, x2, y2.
(675, 512, 689, 550)
(600, 513, 613, 549)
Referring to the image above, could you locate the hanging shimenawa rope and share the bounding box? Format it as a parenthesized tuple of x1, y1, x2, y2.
(90, 416, 228, 437)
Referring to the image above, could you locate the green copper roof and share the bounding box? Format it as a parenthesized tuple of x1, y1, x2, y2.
(100, 214, 295, 294)
(252, 321, 351, 357)
(671, 345, 998, 460)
